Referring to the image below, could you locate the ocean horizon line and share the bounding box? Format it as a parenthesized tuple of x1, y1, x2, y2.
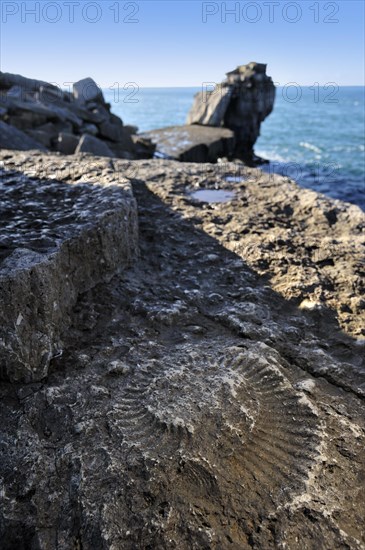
(100, 84, 365, 90)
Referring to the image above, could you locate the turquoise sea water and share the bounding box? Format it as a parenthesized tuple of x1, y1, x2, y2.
(104, 86, 365, 209)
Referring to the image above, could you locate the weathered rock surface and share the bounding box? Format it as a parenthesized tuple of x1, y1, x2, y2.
(136, 160, 364, 341)
(0, 72, 153, 161)
(141, 125, 235, 162)
(0, 151, 364, 549)
(26, 129, 53, 148)
(0, 151, 138, 382)
(187, 62, 276, 163)
(188, 84, 234, 127)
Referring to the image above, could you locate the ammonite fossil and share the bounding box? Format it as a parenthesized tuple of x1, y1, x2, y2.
(105, 343, 321, 543)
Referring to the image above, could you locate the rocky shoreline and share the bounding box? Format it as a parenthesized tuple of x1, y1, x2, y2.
(0, 149, 364, 548)
(0, 63, 275, 165)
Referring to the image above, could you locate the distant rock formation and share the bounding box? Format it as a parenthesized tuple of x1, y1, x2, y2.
(0, 67, 275, 165)
(0, 72, 155, 159)
(187, 62, 276, 164)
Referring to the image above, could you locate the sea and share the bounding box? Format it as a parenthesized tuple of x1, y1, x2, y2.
(104, 86, 365, 210)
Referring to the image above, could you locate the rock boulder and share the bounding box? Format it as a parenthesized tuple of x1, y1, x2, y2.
(75, 134, 114, 157)
(73, 77, 104, 104)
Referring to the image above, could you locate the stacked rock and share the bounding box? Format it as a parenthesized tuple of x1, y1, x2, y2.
(0, 72, 155, 159)
(187, 62, 276, 164)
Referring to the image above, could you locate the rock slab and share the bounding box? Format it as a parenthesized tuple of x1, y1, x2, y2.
(0, 151, 139, 382)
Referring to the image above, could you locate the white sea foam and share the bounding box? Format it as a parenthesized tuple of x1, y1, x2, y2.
(255, 149, 287, 163)
(299, 142, 322, 154)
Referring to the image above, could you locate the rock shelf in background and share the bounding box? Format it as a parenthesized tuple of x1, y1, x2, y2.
(0, 151, 138, 382)
(140, 125, 235, 162)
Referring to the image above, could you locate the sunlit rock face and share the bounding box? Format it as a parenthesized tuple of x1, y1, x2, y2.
(187, 62, 276, 164)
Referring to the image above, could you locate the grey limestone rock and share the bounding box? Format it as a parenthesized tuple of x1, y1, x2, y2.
(0, 151, 138, 382)
(0, 71, 141, 160)
(57, 132, 80, 154)
(186, 83, 233, 126)
(37, 120, 73, 137)
(99, 120, 127, 143)
(81, 123, 99, 136)
(0, 71, 60, 94)
(25, 129, 53, 148)
(132, 135, 156, 159)
(3, 96, 83, 129)
(0, 150, 364, 548)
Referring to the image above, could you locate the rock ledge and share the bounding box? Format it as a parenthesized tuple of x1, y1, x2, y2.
(0, 151, 138, 382)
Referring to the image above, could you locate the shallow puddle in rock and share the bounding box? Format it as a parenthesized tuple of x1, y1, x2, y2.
(190, 189, 236, 203)
(224, 176, 245, 183)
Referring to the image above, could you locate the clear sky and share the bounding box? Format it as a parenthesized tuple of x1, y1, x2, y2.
(1, 0, 364, 87)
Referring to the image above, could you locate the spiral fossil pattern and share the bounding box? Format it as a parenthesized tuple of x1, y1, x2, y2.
(107, 344, 321, 513)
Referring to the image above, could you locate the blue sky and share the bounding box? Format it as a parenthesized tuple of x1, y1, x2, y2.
(1, 1, 364, 87)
